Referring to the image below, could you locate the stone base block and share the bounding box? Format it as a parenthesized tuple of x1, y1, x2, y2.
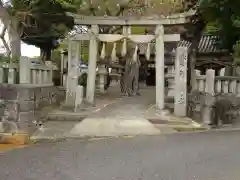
(0, 84, 65, 134)
(0, 133, 30, 145)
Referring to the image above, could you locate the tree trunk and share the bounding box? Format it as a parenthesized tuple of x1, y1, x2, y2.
(121, 57, 140, 96)
(188, 49, 196, 92)
(46, 47, 52, 61)
(41, 47, 52, 61)
(0, 1, 16, 58)
(40, 49, 45, 60)
(8, 19, 21, 60)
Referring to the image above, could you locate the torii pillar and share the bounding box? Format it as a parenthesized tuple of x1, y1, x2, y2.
(155, 25, 165, 110)
(86, 25, 99, 105)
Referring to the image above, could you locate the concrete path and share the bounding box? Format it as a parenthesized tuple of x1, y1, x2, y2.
(31, 85, 198, 140)
(91, 87, 155, 119)
(69, 87, 163, 137)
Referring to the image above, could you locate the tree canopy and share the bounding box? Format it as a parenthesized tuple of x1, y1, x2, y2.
(1, 0, 202, 61)
(9, 0, 140, 60)
(200, 0, 240, 52)
(9, 0, 76, 60)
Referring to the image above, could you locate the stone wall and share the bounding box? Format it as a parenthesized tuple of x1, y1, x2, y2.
(188, 91, 240, 124)
(0, 84, 65, 134)
(188, 91, 207, 122)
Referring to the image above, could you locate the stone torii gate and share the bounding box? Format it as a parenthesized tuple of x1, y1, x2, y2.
(66, 13, 193, 116)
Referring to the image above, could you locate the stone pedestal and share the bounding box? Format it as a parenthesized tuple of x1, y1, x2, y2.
(174, 47, 188, 117)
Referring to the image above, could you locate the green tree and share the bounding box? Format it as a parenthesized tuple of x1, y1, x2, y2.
(10, 0, 76, 61)
(10, 0, 136, 61)
(0, 0, 21, 60)
(200, 0, 240, 52)
(5, 0, 200, 62)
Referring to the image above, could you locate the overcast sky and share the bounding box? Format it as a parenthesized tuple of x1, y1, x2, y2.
(0, 0, 40, 57)
(0, 24, 40, 57)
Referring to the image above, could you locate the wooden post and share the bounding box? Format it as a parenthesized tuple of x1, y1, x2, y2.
(0, 66, 3, 83)
(86, 25, 99, 105)
(202, 69, 215, 124)
(155, 24, 165, 110)
(174, 47, 188, 117)
(60, 50, 64, 86)
(192, 70, 198, 91)
(190, 49, 197, 92)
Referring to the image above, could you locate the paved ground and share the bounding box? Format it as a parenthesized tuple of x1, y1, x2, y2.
(68, 87, 164, 137)
(0, 144, 27, 152)
(31, 85, 202, 140)
(1, 130, 240, 180)
(32, 86, 182, 139)
(89, 86, 155, 119)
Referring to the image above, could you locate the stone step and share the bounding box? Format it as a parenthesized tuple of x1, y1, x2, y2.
(148, 119, 191, 126)
(46, 100, 100, 122)
(154, 124, 208, 132)
(46, 109, 94, 122)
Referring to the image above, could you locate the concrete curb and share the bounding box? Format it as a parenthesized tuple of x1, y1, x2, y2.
(171, 125, 209, 132)
(148, 119, 191, 126)
(30, 134, 141, 144)
(153, 123, 208, 132)
(8, 126, 240, 145)
(164, 126, 240, 135)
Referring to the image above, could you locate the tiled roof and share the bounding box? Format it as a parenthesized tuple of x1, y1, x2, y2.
(138, 35, 228, 55)
(177, 40, 191, 48)
(177, 35, 228, 53)
(198, 35, 221, 53)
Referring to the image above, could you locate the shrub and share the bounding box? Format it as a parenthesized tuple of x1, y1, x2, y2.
(78, 72, 87, 87)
